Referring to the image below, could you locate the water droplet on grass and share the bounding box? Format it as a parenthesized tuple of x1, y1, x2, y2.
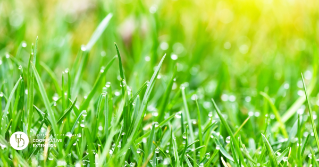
(155, 147, 160, 154)
(114, 91, 120, 96)
(22, 41, 27, 47)
(137, 148, 142, 154)
(226, 136, 231, 143)
(153, 122, 159, 128)
(109, 150, 113, 155)
(82, 110, 87, 117)
(81, 45, 87, 51)
(175, 111, 182, 118)
(171, 54, 178, 60)
(66, 132, 72, 138)
(191, 94, 198, 101)
(308, 154, 312, 159)
(182, 133, 187, 139)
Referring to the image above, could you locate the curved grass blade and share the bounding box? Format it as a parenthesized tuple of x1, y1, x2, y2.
(85, 13, 113, 51)
(57, 98, 77, 124)
(134, 113, 175, 144)
(261, 133, 277, 166)
(1, 77, 22, 135)
(114, 43, 126, 96)
(31, 63, 59, 137)
(260, 92, 288, 138)
(157, 65, 176, 122)
(301, 73, 319, 150)
(211, 133, 234, 162)
(40, 61, 62, 95)
(79, 56, 116, 111)
(211, 98, 247, 167)
(129, 81, 147, 104)
(272, 71, 316, 131)
(117, 54, 166, 157)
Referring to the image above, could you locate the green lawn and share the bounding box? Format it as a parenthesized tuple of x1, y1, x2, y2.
(1, 0, 319, 166)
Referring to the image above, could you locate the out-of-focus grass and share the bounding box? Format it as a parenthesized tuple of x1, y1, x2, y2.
(1, 0, 319, 166)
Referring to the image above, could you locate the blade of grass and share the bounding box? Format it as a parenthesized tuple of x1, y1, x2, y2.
(260, 92, 288, 138)
(85, 13, 113, 51)
(157, 65, 176, 122)
(31, 63, 59, 137)
(134, 113, 175, 144)
(79, 56, 116, 111)
(1, 77, 22, 135)
(301, 73, 319, 150)
(117, 54, 166, 156)
(57, 98, 77, 124)
(211, 98, 247, 167)
(40, 61, 62, 95)
(261, 134, 277, 166)
(272, 71, 316, 131)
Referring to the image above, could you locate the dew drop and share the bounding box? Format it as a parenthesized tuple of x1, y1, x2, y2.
(155, 147, 160, 154)
(22, 42, 27, 47)
(81, 45, 87, 51)
(82, 110, 87, 117)
(171, 54, 178, 60)
(182, 133, 187, 139)
(66, 132, 72, 138)
(226, 136, 231, 143)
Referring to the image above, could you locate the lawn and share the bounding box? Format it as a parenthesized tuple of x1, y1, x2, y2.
(1, 0, 319, 166)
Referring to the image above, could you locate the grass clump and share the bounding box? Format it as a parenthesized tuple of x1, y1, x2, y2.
(1, 0, 319, 166)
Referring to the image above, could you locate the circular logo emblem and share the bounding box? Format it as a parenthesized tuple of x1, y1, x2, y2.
(10, 132, 29, 150)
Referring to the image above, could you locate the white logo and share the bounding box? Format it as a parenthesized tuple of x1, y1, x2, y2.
(10, 132, 29, 150)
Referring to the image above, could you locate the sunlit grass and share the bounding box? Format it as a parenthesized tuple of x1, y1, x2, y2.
(1, 0, 319, 166)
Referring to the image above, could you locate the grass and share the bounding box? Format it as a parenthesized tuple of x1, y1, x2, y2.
(1, 0, 319, 166)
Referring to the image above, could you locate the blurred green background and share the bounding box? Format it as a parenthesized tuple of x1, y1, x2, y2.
(1, 0, 319, 114)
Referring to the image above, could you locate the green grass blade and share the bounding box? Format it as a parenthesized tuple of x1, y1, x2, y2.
(114, 43, 126, 96)
(85, 13, 113, 51)
(31, 63, 59, 137)
(1, 77, 22, 135)
(122, 54, 166, 151)
(301, 73, 319, 150)
(211, 98, 247, 167)
(40, 61, 62, 95)
(79, 56, 116, 111)
(57, 98, 77, 124)
(261, 134, 277, 166)
(260, 92, 288, 138)
(157, 65, 176, 122)
(135, 113, 175, 144)
(272, 72, 316, 131)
